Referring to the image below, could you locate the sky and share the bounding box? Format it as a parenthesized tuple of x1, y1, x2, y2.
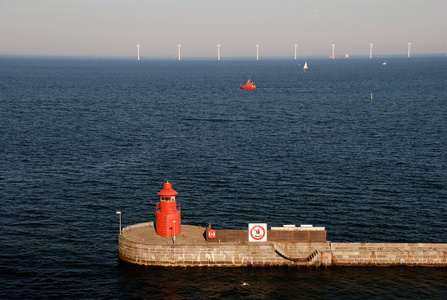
(0, 0, 446, 58)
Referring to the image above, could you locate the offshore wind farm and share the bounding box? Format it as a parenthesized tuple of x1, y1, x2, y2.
(130, 41, 432, 61)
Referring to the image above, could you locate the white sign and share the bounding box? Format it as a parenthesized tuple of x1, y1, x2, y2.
(248, 223, 267, 242)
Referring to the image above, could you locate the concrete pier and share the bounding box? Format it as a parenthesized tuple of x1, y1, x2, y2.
(118, 223, 447, 267)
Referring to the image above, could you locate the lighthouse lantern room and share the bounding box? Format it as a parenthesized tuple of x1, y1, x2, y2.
(156, 181, 181, 237)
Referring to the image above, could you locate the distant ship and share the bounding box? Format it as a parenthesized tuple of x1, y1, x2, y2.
(329, 53, 350, 59)
(382, 60, 388, 66)
(303, 61, 308, 74)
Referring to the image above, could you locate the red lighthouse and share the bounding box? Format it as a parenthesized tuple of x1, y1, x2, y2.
(156, 181, 181, 237)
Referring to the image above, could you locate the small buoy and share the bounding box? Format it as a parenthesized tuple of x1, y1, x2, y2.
(371, 93, 373, 100)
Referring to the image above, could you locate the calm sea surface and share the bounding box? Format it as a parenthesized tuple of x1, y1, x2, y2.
(1, 57, 446, 299)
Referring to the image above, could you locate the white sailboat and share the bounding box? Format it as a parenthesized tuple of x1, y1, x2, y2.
(303, 61, 308, 73)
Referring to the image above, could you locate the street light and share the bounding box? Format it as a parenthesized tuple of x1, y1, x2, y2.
(116, 211, 121, 233)
(173, 220, 176, 244)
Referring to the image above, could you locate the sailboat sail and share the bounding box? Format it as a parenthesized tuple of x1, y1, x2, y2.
(303, 61, 308, 73)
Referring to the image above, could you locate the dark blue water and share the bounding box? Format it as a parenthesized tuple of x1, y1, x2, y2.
(1, 57, 446, 299)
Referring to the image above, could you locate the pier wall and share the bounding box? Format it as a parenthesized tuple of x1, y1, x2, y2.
(118, 238, 331, 267)
(208, 229, 326, 243)
(330, 243, 447, 267)
(118, 224, 447, 267)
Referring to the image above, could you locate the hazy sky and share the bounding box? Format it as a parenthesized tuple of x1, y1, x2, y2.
(1, 0, 446, 57)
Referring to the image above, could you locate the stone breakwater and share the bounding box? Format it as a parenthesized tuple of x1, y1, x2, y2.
(329, 243, 446, 267)
(118, 223, 447, 267)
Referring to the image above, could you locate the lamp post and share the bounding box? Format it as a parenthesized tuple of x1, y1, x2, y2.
(173, 220, 176, 244)
(116, 211, 121, 233)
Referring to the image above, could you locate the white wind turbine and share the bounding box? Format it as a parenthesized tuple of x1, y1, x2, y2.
(331, 43, 336, 59)
(256, 44, 260, 60)
(136, 44, 141, 61)
(369, 43, 373, 59)
(177, 42, 181, 61)
(407, 42, 411, 58)
(294, 43, 298, 60)
(217, 44, 221, 61)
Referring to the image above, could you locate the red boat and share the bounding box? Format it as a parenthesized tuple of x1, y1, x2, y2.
(240, 79, 256, 90)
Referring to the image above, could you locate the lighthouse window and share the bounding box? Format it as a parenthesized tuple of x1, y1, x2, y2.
(161, 196, 175, 202)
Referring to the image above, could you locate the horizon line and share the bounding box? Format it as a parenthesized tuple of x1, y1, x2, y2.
(1, 53, 445, 60)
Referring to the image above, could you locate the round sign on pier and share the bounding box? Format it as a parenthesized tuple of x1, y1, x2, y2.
(248, 223, 267, 242)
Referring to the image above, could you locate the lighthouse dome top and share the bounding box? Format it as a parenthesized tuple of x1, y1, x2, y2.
(158, 181, 178, 197)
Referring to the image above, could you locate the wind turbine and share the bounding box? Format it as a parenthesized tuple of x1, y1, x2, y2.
(331, 44, 336, 59)
(407, 42, 411, 58)
(369, 43, 373, 59)
(177, 42, 181, 61)
(294, 43, 298, 60)
(217, 43, 221, 61)
(256, 44, 260, 60)
(136, 44, 141, 61)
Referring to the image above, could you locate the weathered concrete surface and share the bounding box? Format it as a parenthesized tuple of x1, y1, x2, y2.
(330, 242, 447, 267)
(118, 223, 447, 267)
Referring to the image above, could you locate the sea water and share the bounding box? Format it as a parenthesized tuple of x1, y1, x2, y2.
(0, 57, 446, 298)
